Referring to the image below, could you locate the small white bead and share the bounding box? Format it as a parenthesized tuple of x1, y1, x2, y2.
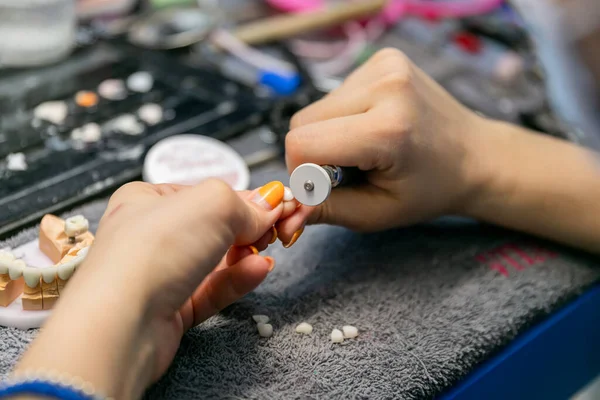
(46, 369, 60, 382)
(295, 322, 313, 335)
(71, 376, 85, 391)
(252, 315, 269, 324)
(23, 370, 36, 381)
(82, 381, 96, 395)
(331, 329, 344, 343)
(342, 325, 359, 339)
(59, 372, 73, 386)
(283, 187, 294, 202)
(257, 323, 273, 338)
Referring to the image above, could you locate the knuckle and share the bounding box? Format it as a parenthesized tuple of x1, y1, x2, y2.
(206, 178, 236, 200)
(201, 179, 239, 218)
(110, 181, 150, 199)
(379, 70, 414, 92)
(284, 128, 306, 167)
(371, 47, 405, 64)
(381, 103, 414, 133)
(289, 110, 305, 130)
(371, 48, 411, 71)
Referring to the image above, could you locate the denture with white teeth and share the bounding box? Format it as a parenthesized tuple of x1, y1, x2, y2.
(0, 214, 94, 311)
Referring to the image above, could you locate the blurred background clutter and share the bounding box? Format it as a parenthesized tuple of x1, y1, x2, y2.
(0, 0, 598, 238)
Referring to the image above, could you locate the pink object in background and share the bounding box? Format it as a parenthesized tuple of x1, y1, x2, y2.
(76, 0, 137, 18)
(265, 0, 505, 25)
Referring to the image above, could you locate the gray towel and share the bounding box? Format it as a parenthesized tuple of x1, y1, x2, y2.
(1, 163, 599, 400)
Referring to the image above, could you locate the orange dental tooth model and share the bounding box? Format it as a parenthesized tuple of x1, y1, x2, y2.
(0, 251, 24, 307)
(0, 214, 94, 313)
(22, 268, 43, 311)
(39, 214, 94, 264)
(35, 215, 94, 311)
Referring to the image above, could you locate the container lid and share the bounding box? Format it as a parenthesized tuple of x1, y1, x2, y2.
(143, 134, 250, 191)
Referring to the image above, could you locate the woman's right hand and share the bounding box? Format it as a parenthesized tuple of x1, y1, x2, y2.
(279, 48, 494, 236)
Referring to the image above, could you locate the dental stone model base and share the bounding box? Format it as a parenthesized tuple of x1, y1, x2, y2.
(0, 215, 93, 329)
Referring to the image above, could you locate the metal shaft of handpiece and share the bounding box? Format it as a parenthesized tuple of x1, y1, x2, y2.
(322, 165, 343, 188)
(302, 165, 343, 193)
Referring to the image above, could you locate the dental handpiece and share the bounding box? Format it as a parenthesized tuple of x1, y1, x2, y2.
(289, 163, 360, 206)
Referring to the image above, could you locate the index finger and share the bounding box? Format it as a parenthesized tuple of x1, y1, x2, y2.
(285, 112, 389, 172)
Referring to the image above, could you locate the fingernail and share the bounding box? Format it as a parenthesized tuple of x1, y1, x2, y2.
(283, 228, 304, 248)
(269, 227, 277, 244)
(249, 246, 259, 255)
(283, 187, 294, 202)
(252, 181, 284, 210)
(265, 256, 275, 272)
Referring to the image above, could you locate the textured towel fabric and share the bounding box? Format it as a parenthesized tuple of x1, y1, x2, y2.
(1, 163, 599, 400)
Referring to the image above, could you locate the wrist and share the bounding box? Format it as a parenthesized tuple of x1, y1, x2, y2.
(455, 116, 515, 220)
(15, 260, 156, 399)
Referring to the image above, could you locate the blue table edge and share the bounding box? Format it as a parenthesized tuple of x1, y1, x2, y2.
(438, 282, 600, 400)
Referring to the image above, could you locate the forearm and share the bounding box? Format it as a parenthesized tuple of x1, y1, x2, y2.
(12, 264, 154, 399)
(464, 119, 600, 253)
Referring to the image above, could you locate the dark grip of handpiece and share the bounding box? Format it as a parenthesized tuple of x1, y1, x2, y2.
(339, 166, 364, 187)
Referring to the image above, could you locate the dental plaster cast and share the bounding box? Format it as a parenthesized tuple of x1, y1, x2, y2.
(39, 214, 94, 264)
(0, 214, 93, 329)
(0, 251, 23, 308)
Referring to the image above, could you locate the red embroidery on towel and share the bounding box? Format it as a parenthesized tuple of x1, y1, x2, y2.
(476, 243, 557, 277)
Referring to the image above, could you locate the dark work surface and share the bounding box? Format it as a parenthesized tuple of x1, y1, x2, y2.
(0, 41, 275, 239)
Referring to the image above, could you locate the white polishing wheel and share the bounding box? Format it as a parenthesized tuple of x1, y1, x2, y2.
(289, 163, 332, 206)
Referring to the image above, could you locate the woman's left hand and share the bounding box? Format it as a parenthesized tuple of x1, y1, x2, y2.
(14, 179, 293, 399)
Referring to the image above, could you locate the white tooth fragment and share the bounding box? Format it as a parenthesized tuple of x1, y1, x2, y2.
(23, 267, 42, 288)
(252, 315, 269, 324)
(6, 153, 27, 171)
(57, 259, 77, 280)
(257, 323, 273, 338)
(64, 215, 89, 237)
(138, 103, 163, 126)
(33, 101, 68, 125)
(295, 322, 313, 335)
(71, 123, 102, 143)
(0, 251, 16, 274)
(331, 329, 344, 343)
(104, 114, 144, 136)
(42, 267, 57, 284)
(9, 260, 25, 280)
(98, 79, 127, 100)
(283, 187, 294, 202)
(0, 251, 15, 262)
(342, 325, 359, 339)
(127, 71, 154, 93)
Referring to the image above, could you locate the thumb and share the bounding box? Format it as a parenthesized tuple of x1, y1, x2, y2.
(169, 180, 285, 247)
(236, 181, 286, 244)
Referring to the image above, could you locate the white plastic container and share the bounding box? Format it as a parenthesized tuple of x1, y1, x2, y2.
(0, 0, 76, 67)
